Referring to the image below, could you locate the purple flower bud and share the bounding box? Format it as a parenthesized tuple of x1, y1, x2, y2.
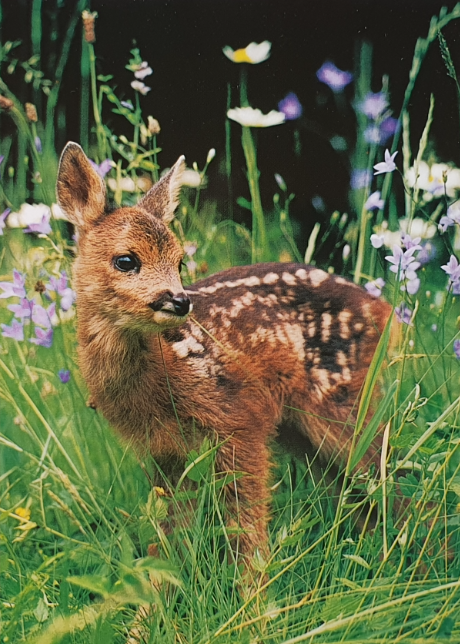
(57, 369, 71, 384)
(30, 327, 53, 348)
(278, 92, 303, 120)
(454, 339, 460, 359)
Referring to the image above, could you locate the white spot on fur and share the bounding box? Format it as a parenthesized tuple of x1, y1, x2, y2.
(307, 321, 316, 338)
(295, 268, 308, 280)
(312, 368, 331, 392)
(198, 282, 225, 294)
(354, 321, 364, 332)
(309, 269, 329, 287)
(336, 350, 348, 367)
(282, 272, 297, 285)
(173, 334, 205, 358)
(321, 312, 332, 343)
(262, 272, 279, 285)
(338, 310, 352, 340)
(223, 277, 261, 288)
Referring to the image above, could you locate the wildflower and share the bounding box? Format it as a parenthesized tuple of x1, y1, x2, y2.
(223, 41, 271, 64)
(180, 169, 203, 188)
(454, 340, 460, 359)
(34, 136, 42, 154)
(405, 161, 460, 201)
(58, 369, 71, 384)
(395, 302, 413, 325)
(133, 61, 153, 80)
(358, 92, 389, 120)
(25, 103, 38, 122)
(380, 117, 399, 143)
(82, 10, 97, 43)
(30, 327, 53, 348)
(350, 169, 372, 190)
(89, 158, 112, 179)
(385, 245, 421, 281)
(227, 106, 285, 128)
(7, 203, 51, 229)
(365, 277, 385, 298)
(374, 149, 398, 175)
(0, 208, 10, 234)
(206, 148, 216, 164)
(278, 92, 303, 120)
(441, 255, 460, 291)
(32, 302, 55, 329)
(363, 125, 381, 145)
(342, 244, 351, 261)
(183, 242, 197, 257)
(8, 298, 33, 319)
(147, 116, 161, 135)
(316, 61, 353, 92)
(46, 271, 76, 311)
(417, 242, 436, 265)
(131, 80, 151, 95)
(370, 234, 385, 249)
(401, 233, 422, 251)
(365, 191, 384, 211)
(439, 203, 460, 233)
(0, 95, 14, 110)
(0, 270, 26, 299)
(1, 319, 24, 341)
(24, 212, 51, 235)
(107, 176, 151, 193)
(121, 100, 134, 110)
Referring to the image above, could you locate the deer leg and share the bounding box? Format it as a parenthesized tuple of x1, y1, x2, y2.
(215, 431, 274, 565)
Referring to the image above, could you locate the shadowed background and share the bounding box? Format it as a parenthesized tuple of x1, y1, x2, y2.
(3, 0, 460, 244)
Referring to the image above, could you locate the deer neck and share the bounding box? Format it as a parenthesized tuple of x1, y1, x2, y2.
(76, 310, 164, 418)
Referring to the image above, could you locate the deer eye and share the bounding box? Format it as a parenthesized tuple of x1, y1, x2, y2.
(113, 254, 141, 273)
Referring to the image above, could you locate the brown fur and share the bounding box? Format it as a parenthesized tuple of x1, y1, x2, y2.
(57, 143, 393, 560)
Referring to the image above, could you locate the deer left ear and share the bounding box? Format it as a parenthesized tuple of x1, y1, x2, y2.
(138, 155, 185, 224)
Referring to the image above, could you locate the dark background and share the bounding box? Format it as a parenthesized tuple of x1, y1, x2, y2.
(4, 0, 460, 240)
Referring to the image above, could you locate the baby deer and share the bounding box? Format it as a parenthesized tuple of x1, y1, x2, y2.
(57, 142, 393, 561)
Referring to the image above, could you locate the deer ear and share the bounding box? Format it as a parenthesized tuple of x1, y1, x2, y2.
(56, 142, 106, 232)
(138, 155, 185, 224)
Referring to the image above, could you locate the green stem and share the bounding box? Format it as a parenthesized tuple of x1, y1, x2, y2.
(31, 0, 42, 113)
(241, 126, 266, 263)
(79, 29, 90, 152)
(88, 42, 107, 158)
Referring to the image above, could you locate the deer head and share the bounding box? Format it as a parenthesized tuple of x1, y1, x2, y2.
(56, 142, 191, 332)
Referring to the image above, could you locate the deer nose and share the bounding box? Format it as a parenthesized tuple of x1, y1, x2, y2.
(171, 294, 190, 316)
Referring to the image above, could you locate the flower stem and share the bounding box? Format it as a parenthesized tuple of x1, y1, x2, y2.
(241, 126, 267, 263)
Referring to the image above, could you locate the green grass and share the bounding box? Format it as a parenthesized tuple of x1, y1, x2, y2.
(2, 3, 460, 643)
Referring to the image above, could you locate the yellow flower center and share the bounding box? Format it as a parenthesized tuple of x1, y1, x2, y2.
(15, 507, 31, 521)
(233, 48, 252, 63)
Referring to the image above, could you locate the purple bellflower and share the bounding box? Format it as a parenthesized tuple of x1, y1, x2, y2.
(278, 92, 303, 120)
(316, 62, 353, 92)
(358, 92, 389, 120)
(46, 271, 76, 311)
(0, 270, 26, 299)
(89, 159, 112, 179)
(0, 208, 10, 235)
(374, 149, 398, 175)
(58, 369, 71, 384)
(24, 213, 52, 235)
(1, 319, 24, 341)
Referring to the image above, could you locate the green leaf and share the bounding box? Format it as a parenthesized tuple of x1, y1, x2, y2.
(34, 597, 49, 623)
(236, 196, 252, 211)
(67, 574, 112, 598)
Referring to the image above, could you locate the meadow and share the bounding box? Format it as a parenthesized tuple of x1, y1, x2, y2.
(2, 3, 460, 642)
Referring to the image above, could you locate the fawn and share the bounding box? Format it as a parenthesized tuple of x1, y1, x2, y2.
(57, 142, 393, 561)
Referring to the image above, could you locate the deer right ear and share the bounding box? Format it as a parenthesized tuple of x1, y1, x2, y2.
(56, 142, 106, 232)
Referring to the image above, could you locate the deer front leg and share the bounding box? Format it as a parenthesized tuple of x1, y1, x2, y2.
(215, 431, 273, 566)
